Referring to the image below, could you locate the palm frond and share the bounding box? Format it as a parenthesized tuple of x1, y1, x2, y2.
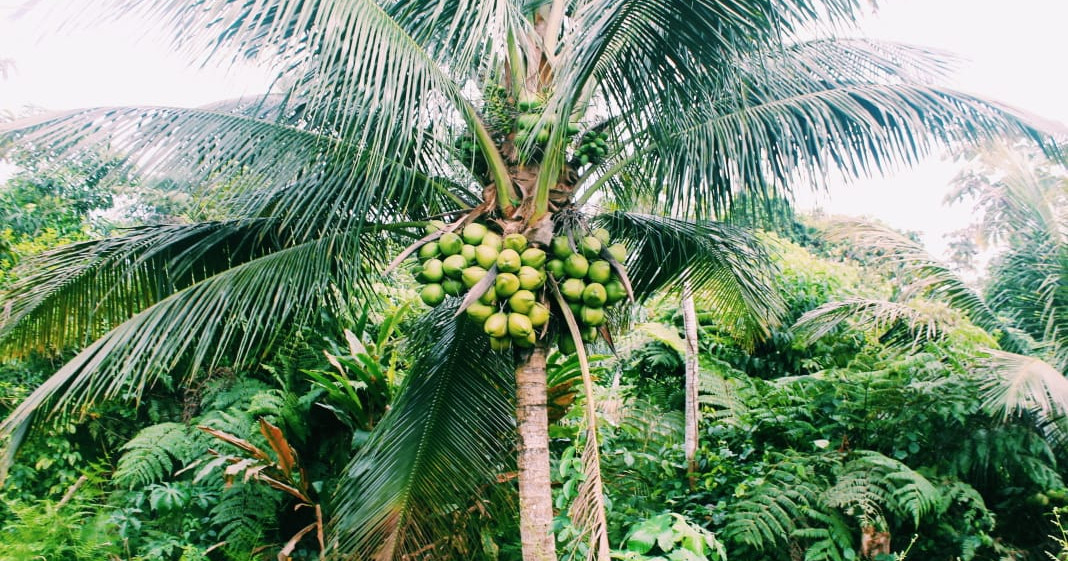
(979, 349, 1068, 421)
(1, 104, 475, 240)
(581, 38, 1062, 219)
(952, 143, 1068, 365)
(556, 0, 863, 127)
(827, 218, 1034, 354)
(328, 303, 516, 560)
(0, 233, 373, 449)
(594, 211, 784, 344)
(0, 219, 280, 357)
(792, 297, 949, 351)
(551, 281, 610, 561)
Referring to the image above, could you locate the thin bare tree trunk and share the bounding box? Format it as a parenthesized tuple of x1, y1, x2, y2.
(682, 286, 700, 490)
(516, 345, 558, 561)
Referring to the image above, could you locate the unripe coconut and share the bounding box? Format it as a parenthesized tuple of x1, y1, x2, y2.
(484, 312, 509, 338)
(417, 242, 440, 261)
(520, 247, 547, 269)
(528, 302, 550, 328)
(558, 334, 577, 354)
(479, 286, 498, 305)
(582, 282, 608, 307)
(442, 254, 468, 278)
(496, 248, 522, 273)
(517, 266, 545, 290)
(605, 279, 627, 304)
(607, 243, 627, 263)
(508, 289, 537, 314)
(503, 233, 528, 252)
(489, 336, 512, 351)
(581, 324, 599, 343)
(550, 235, 574, 258)
(494, 272, 521, 298)
(474, 245, 499, 269)
(442, 278, 465, 296)
(591, 228, 612, 245)
(461, 266, 488, 289)
(481, 231, 503, 251)
(561, 278, 586, 302)
(516, 113, 540, 130)
(580, 305, 606, 326)
(546, 258, 565, 279)
(462, 222, 488, 245)
(508, 313, 534, 338)
(568, 301, 583, 316)
(564, 254, 590, 278)
(420, 283, 445, 306)
(425, 220, 446, 234)
(461, 244, 477, 263)
(513, 331, 537, 348)
(465, 301, 495, 323)
(421, 258, 444, 283)
(579, 236, 603, 258)
(439, 232, 463, 255)
(587, 260, 613, 284)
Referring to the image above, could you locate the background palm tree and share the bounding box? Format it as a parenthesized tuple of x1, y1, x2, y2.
(0, 1, 1060, 559)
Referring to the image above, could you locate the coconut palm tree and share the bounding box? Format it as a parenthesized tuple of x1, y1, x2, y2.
(0, 1, 1058, 559)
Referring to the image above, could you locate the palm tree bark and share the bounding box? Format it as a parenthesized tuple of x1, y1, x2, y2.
(516, 344, 558, 561)
(682, 286, 700, 490)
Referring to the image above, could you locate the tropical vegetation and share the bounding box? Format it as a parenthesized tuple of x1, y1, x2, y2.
(0, 1, 1065, 560)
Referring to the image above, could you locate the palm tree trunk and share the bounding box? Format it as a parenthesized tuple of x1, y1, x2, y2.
(682, 286, 700, 490)
(516, 344, 558, 561)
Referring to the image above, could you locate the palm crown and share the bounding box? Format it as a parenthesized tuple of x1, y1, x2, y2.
(0, 1, 1058, 559)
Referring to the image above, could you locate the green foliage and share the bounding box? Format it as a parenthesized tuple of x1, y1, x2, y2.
(0, 476, 120, 560)
(113, 422, 207, 488)
(614, 513, 725, 561)
(211, 483, 282, 557)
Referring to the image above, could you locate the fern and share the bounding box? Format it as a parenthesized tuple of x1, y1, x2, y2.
(211, 482, 280, 557)
(113, 422, 207, 489)
(825, 450, 941, 527)
(199, 378, 274, 414)
(792, 509, 854, 561)
(697, 358, 753, 426)
(723, 459, 823, 552)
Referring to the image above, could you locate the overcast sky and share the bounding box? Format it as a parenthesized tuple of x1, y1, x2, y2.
(2, 0, 1066, 260)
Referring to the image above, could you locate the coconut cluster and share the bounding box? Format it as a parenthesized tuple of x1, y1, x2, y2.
(412, 220, 629, 354)
(546, 228, 627, 353)
(414, 221, 550, 351)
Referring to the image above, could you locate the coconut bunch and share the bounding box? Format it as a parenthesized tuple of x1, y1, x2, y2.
(545, 228, 628, 353)
(573, 130, 609, 167)
(410, 220, 630, 354)
(412, 221, 550, 350)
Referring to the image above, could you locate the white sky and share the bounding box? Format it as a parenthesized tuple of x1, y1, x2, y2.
(1, 0, 1066, 261)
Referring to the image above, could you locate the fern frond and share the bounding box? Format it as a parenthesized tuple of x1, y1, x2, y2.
(698, 358, 753, 427)
(211, 482, 281, 556)
(791, 509, 853, 561)
(826, 450, 941, 527)
(113, 422, 207, 489)
(723, 461, 822, 551)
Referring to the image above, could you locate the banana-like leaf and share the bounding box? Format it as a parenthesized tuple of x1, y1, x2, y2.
(328, 303, 516, 560)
